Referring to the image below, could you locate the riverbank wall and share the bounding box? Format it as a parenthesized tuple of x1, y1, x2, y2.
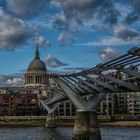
(0, 115, 139, 127)
(0, 116, 46, 126)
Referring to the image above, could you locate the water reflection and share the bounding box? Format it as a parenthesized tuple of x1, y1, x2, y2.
(0, 127, 72, 140)
(101, 126, 140, 140)
(0, 126, 139, 140)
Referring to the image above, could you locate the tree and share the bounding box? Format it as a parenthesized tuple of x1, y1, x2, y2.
(31, 107, 38, 115)
(12, 105, 20, 116)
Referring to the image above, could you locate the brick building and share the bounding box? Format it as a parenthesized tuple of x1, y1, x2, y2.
(0, 93, 38, 116)
(0, 94, 10, 115)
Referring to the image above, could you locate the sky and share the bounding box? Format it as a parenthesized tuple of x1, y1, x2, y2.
(0, 0, 140, 87)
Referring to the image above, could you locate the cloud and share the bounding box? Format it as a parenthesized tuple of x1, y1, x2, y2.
(58, 30, 75, 46)
(0, 73, 24, 87)
(5, 78, 24, 87)
(44, 54, 68, 68)
(6, 0, 50, 18)
(63, 67, 88, 71)
(53, 0, 119, 29)
(76, 37, 140, 47)
(0, 8, 31, 51)
(50, 0, 61, 8)
(76, 25, 140, 46)
(35, 36, 51, 47)
(126, 0, 140, 24)
(114, 25, 139, 40)
(53, 14, 69, 30)
(99, 47, 120, 62)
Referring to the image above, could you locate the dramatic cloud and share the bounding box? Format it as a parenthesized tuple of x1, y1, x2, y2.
(35, 36, 51, 47)
(0, 73, 24, 87)
(114, 25, 139, 41)
(0, 9, 31, 51)
(126, 0, 140, 24)
(54, 0, 119, 29)
(6, 0, 50, 18)
(99, 47, 120, 62)
(76, 25, 140, 46)
(44, 54, 68, 68)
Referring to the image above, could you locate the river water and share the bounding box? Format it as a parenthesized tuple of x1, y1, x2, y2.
(0, 126, 140, 140)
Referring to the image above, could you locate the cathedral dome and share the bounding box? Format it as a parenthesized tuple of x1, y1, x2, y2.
(27, 59, 46, 71)
(24, 46, 48, 88)
(27, 46, 47, 72)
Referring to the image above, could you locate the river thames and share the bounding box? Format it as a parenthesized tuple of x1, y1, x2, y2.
(0, 126, 140, 140)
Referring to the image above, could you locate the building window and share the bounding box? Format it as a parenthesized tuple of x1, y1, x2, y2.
(22, 99, 25, 103)
(27, 99, 30, 103)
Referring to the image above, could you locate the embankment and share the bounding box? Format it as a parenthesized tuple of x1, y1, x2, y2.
(0, 116, 139, 127)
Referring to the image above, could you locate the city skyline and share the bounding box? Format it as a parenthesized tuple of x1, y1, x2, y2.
(0, 0, 140, 87)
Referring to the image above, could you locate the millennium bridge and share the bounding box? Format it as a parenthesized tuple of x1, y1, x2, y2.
(40, 47, 140, 140)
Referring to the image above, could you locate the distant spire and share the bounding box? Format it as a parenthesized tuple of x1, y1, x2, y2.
(34, 45, 40, 60)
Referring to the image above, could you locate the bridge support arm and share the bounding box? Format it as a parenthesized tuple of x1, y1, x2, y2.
(54, 78, 87, 111)
(39, 100, 59, 113)
(87, 93, 106, 110)
(39, 100, 58, 128)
